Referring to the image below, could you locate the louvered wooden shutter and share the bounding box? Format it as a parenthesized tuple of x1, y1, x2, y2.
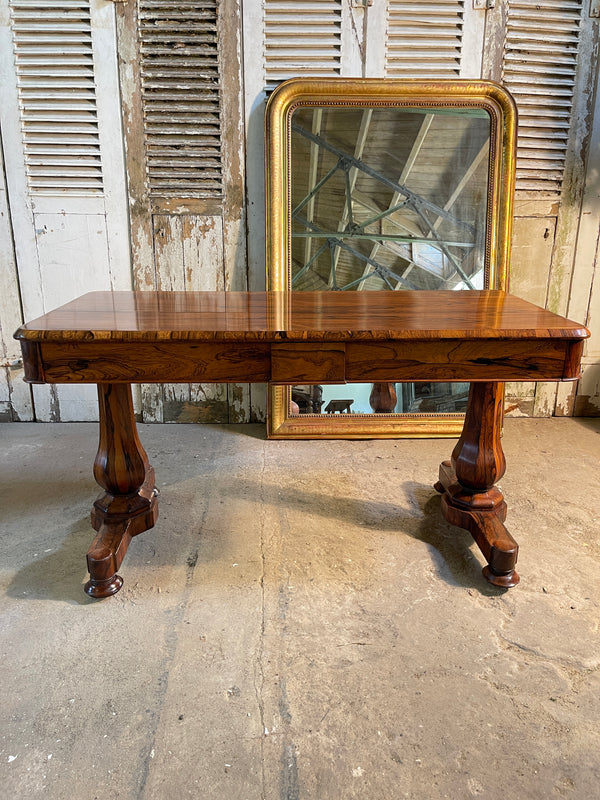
(386, 0, 465, 77)
(502, 0, 584, 193)
(9, 0, 103, 195)
(264, 0, 342, 86)
(138, 0, 222, 199)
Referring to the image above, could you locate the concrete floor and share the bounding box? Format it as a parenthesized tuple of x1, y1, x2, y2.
(0, 418, 599, 799)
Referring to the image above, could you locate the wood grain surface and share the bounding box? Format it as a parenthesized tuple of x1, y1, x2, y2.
(15, 290, 589, 386)
(15, 290, 590, 342)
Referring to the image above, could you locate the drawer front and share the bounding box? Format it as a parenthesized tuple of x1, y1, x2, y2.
(270, 343, 346, 384)
(345, 340, 574, 382)
(38, 341, 272, 383)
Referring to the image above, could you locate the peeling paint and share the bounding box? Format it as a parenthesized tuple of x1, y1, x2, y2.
(49, 385, 60, 423)
(504, 400, 535, 418)
(574, 394, 600, 416)
(163, 397, 230, 424)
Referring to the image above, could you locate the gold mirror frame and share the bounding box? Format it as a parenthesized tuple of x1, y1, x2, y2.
(266, 78, 517, 439)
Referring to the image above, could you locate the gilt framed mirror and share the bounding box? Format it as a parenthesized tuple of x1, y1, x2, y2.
(266, 79, 516, 438)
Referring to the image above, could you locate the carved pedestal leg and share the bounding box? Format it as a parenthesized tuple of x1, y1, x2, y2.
(84, 383, 159, 598)
(434, 382, 519, 588)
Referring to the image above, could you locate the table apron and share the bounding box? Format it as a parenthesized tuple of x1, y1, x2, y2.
(22, 337, 582, 385)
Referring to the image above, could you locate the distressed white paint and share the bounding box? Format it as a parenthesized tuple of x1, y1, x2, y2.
(510, 217, 557, 306)
(0, 12, 43, 321)
(386, 0, 478, 78)
(144, 215, 228, 422)
(531, 1, 598, 417)
(364, 0, 386, 77)
(555, 49, 600, 417)
(242, 0, 267, 293)
(0, 144, 32, 420)
(91, 0, 133, 293)
(340, 0, 365, 77)
(460, 2, 486, 77)
(572, 363, 600, 415)
(0, 0, 132, 421)
(32, 212, 115, 422)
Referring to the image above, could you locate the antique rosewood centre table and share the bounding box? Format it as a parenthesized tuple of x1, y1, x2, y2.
(15, 289, 589, 598)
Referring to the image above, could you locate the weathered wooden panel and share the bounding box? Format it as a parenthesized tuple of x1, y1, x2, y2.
(386, 0, 483, 79)
(151, 214, 229, 422)
(116, 0, 249, 424)
(30, 212, 114, 421)
(572, 364, 600, 416)
(0, 146, 33, 421)
(557, 52, 600, 418)
(483, 1, 599, 420)
(264, 0, 343, 85)
(510, 216, 556, 306)
(504, 214, 557, 416)
(0, 0, 132, 422)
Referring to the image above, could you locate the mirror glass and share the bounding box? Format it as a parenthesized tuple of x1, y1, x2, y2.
(266, 80, 516, 438)
(291, 105, 489, 416)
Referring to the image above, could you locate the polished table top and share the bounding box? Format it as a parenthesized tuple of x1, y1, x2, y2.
(15, 290, 590, 343)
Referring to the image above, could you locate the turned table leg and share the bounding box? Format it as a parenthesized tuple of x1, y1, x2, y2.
(84, 383, 159, 598)
(434, 381, 520, 588)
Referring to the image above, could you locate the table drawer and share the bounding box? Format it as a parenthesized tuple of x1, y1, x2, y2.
(270, 343, 345, 384)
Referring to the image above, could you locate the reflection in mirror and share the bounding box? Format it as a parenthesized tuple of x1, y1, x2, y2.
(291, 105, 490, 415)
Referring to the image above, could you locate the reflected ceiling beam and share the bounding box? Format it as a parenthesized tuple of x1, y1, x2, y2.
(303, 109, 323, 268)
(358, 113, 434, 290)
(295, 214, 417, 290)
(431, 140, 489, 286)
(330, 109, 373, 287)
(350, 191, 447, 281)
(433, 140, 489, 234)
(294, 231, 473, 247)
(411, 203, 475, 289)
(292, 122, 472, 231)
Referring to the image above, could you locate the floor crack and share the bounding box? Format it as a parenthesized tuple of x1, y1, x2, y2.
(254, 440, 268, 800)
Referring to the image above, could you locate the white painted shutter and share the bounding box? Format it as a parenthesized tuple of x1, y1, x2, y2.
(1, 0, 131, 421)
(502, 0, 584, 193)
(10, 0, 103, 195)
(264, 0, 343, 85)
(386, 0, 465, 77)
(138, 0, 222, 199)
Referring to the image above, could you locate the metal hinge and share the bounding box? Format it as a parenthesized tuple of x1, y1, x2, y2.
(1, 358, 23, 370)
(591, 0, 600, 19)
(473, 0, 495, 8)
(352, 0, 373, 7)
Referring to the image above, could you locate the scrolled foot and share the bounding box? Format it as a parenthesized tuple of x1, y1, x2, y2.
(84, 574, 124, 598)
(482, 565, 520, 589)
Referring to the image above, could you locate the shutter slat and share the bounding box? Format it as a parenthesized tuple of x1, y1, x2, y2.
(386, 0, 464, 78)
(138, 0, 222, 199)
(264, 0, 342, 85)
(502, 0, 584, 193)
(9, 0, 103, 195)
